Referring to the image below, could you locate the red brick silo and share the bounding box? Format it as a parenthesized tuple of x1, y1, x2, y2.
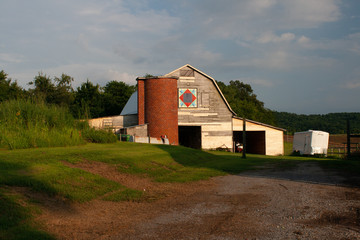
(137, 78, 145, 125)
(142, 77, 178, 145)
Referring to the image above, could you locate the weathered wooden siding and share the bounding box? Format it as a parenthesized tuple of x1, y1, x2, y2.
(167, 65, 233, 150)
(88, 115, 124, 131)
(88, 114, 138, 130)
(232, 118, 284, 156)
(124, 124, 148, 137)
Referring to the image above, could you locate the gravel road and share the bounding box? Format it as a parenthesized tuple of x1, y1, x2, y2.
(39, 161, 360, 240)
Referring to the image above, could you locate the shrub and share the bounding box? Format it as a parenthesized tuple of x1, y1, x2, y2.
(81, 127, 117, 143)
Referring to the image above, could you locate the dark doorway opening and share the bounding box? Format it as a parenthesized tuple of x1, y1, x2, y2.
(179, 126, 201, 149)
(233, 131, 266, 155)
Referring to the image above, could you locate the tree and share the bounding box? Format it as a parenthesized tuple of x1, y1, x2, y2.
(72, 80, 104, 118)
(28, 72, 74, 107)
(53, 74, 74, 107)
(28, 72, 55, 102)
(102, 81, 136, 116)
(217, 80, 275, 125)
(0, 70, 24, 102)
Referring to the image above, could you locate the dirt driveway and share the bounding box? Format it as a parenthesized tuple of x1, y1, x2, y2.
(37, 161, 360, 240)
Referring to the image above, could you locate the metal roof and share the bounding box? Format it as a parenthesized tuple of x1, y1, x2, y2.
(233, 116, 286, 132)
(120, 91, 138, 115)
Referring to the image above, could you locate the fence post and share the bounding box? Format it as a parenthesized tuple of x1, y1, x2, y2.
(242, 118, 246, 159)
(347, 119, 351, 157)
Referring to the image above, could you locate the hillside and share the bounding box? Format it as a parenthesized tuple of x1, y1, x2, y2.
(273, 112, 360, 134)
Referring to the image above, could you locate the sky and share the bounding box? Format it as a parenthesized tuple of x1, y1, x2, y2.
(1, 0, 359, 114)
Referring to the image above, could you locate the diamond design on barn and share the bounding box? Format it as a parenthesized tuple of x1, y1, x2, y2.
(179, 89, 197, 108)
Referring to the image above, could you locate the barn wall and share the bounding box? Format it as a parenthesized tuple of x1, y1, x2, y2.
(123, 114, 138, 127)
(88, 115, 124, 132)
(124, 124, 148, 137)
(265, 129, 284, 156)
(232, 118, 284, 155)
(167, 66, 233, 150)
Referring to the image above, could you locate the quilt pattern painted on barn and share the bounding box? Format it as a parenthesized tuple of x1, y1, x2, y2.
(179, 89, 197, 108)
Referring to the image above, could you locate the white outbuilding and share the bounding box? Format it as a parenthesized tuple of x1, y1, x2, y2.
(293, 130, 329, 155)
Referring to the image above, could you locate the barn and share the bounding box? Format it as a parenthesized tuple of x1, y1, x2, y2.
(110, 64, 284, 155)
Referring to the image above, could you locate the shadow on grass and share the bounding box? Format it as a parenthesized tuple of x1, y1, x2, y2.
(0, 189, 55, 240)
(155, 144, 275, 174)
(0, 156, 122, 239)
(156, 145, 360, 188)
(0, 160, 70, 199)
(0, 160, 66, 239)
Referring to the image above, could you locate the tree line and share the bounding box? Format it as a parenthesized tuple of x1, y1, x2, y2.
(1, 70, 275, 123)
(0, 70, 135, 119)
(273, 111, 360, 134)
(1, 69, 358, 134)
(216, 80, 275, 125)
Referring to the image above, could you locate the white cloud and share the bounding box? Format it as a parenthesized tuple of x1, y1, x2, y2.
(76, 2, 180, 35)
(224, 50, 336, 71)
(242, 77, 274, 87)
(347, 33, 360, 55)
(188, 0, 341, 41)
(298, 36, 311, 45)
(78, 7, 103, 16)
(282, 0, 341, 27)
(189, 46, 222, 64)
(0, 53, 25, 63)
(295, 32, 360, 55)
(105, 69, 137, 84)
(257, 32, 296, 44)
(243, 0, 278, 16)
(105, 10, 180, 33)
(343, 81, 360, 89)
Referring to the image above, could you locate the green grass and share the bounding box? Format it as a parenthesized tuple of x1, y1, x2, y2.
(284, 141, 293, 155)
(0, 152, 122, 202)
(1, 142, 360, 239)
(0, 189, 55, 240)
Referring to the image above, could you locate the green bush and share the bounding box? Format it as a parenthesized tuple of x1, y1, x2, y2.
(81, 127, 117, 143)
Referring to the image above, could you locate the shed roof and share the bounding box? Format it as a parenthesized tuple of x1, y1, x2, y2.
(233, 116, 286, 132)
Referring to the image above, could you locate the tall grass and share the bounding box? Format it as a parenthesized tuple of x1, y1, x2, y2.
(0, 99, 116, 149)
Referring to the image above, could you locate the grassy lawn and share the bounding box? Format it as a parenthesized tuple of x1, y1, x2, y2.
(284, 141, 293, 156)
(1, 142, 359, 239)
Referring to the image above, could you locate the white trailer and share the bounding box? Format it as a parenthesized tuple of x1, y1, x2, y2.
(293, 130, 329, 155)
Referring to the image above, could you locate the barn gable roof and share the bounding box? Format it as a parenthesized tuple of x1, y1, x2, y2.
(165, 64, 236, 116)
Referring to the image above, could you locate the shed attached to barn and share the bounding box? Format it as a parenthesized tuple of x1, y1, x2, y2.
(232, 117, 285, 156)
